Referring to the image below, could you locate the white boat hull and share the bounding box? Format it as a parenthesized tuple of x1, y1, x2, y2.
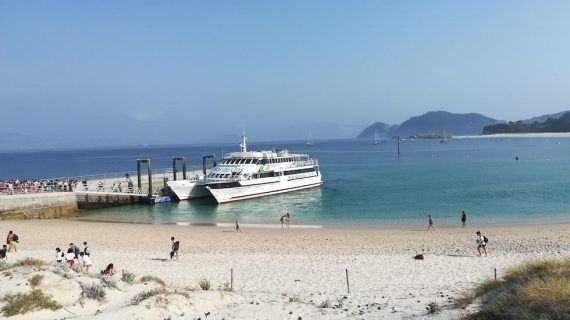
(166, 180, 209, 200)
(206, 175, 323, 204)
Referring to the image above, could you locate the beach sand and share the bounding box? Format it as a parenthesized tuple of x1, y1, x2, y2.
(0, 219, 568, 319)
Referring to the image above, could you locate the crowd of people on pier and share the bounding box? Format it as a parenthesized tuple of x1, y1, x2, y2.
(0, 178, 79, 194)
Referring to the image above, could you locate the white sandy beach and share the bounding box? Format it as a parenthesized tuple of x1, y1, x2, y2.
(0, 220, 568, 319)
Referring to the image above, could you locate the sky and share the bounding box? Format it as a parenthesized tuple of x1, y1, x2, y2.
(1, 0, 570, 148)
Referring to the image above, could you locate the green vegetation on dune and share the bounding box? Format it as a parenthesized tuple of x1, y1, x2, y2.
(1, 289, 62, 317)
(460, 259, 569, 320)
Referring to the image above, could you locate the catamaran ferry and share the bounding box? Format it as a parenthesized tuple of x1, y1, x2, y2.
(167, 133, 323, 204)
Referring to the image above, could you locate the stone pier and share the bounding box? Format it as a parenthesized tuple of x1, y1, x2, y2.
(0, 192, 78, 220)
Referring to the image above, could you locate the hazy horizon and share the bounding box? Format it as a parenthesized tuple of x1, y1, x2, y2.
(2, 1, 570, 149)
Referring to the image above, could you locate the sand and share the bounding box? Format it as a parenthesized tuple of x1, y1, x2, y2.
(0, 219, 568, 319)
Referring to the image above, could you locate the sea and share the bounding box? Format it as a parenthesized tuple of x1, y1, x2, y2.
(1, 137, 569, 228)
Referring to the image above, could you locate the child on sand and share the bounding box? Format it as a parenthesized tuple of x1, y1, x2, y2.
(427, 215, 435, 231)
(66, 248, 76, 268)
(80, 252, 92, 273)
(55, 248, 64, 266)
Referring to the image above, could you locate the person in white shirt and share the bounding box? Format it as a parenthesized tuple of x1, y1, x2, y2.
(55, 248, 64, 266)
(476, 231, 488, 257)
(80, 252, 92, 273)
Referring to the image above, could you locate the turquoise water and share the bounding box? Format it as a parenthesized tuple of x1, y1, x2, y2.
(31, 137, 567, 227)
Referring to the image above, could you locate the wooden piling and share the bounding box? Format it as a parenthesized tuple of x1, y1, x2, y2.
(231, 268, 234, 291)
(345, 268, 350, 294)
(494, 267, 497, 281)
(397, 136, 400, 157)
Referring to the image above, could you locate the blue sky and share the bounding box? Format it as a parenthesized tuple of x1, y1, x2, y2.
(1, 1, 570, 147)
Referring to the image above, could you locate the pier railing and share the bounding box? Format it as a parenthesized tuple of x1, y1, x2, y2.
(0, 166, 206, 197)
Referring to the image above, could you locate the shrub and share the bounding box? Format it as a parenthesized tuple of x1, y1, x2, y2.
(198, 279, 211, 291)
(139, 275, 165, 287)
(80, 283, 106, 301)
(289, 296, 303, 303)
(121, 271, 136, 284)
(12, 258, 44, 268)
(426, 302, 440, 314)
(99, 276, 118, 289)
(130, 287, 167, 305)
(1, 289, 62, 316)
(28, 274, 44, 287)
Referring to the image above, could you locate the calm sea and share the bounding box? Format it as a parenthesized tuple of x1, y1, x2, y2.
(2, 138, 570, 227)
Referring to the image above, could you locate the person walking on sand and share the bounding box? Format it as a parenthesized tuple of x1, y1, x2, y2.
(80, 252, 92, 273)
(8, 232, 18, 252)
(476, 231, 489, 257)
(170, 237, 180, 261)
(461, 211, 467, 227)
(55, 248, 64, 266)
(66, 248, 76, 269)
(285, 213, 291, 228)
(280, 214, 286, 228)
(235, 218, 241, 232)
(427, 215, 435, 231)
(83, 241, 91, 256)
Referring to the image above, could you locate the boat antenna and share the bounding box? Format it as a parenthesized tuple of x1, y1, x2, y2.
(240, 130, 247, 152)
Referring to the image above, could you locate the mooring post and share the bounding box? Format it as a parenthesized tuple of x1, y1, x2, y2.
(231, 268, 234, 291)
(172, 158, 177, 181)
(202, 155, 216, 175)
(494, 267, 497, 281)
(397, 136, 400, 157)
(147, 160, 152, 197)
(136, 160, 142, 189)
(345, 268, 350, 294)
(182, 157, 187, 180)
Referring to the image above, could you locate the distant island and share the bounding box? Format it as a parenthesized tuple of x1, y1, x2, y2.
(483, 112, 570, 134)
(358, 111, 500, 138)
(358, 110, 570, 138)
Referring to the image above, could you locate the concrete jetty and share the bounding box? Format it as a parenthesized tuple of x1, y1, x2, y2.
(0, 192, 78, 220)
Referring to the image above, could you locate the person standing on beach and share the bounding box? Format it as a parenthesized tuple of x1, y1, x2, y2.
(6, 231, 14, 252)
(461, 211, 467, 227)
(476, 231, 488, 256)
(280, 215, 286, 228)
(427, 215, 435, 231)
(170, 237, 180, 261)
(235, 218, 241, 232)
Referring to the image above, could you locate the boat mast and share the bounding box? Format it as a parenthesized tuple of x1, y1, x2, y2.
(240, 130, 247, 152)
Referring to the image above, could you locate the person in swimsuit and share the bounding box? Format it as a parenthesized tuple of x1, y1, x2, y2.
(285, 213, 291, 228)
(461, 211, 467, 227)
(235, 218, 241, 232)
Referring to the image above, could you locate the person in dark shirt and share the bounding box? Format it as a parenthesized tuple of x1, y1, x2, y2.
(170, 237, 180, 261)
(0, 244, 8, 261)
(461, 211, 467, 227)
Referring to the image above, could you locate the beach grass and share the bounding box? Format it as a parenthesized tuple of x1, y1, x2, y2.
(0, 258, 45, 271)
(1, 289, 62, 317)
(130, 287, 167, 305)
(461, 258, 569, 320)
(139, 275, 165, 287)
(28, 274, 44, 287)
(198, 279, 211, 291)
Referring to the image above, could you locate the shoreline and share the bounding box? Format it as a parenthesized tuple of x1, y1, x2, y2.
(74, 213, 570, 230)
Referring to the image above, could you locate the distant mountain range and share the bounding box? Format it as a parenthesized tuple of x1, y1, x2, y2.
(358, 109, 570, 138)
(358, 111, 501, 138)
(483, 112, 570, 134)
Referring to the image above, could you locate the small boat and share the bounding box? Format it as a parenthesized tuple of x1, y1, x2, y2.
(372, 130, 380, 145)
(440, 131, 448, 143)
(306, 132, 314, 146)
